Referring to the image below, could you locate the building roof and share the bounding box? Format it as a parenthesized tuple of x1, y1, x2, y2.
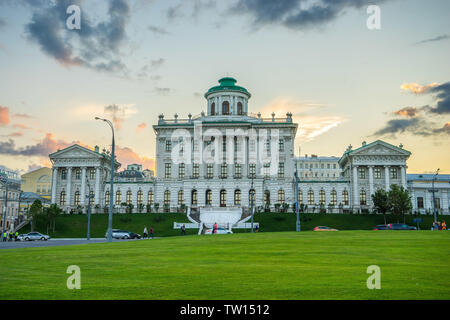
(407, 174, 450, 182)
(21, 192, 50, 203)
(205, 77, 251, 97)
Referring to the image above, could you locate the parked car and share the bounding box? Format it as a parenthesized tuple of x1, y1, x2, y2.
(205, 227, 233, 235)
(105, 229, 139, 239)
(387, 223, 417, 230)
(313, 226, 338, 231)
(19, 232, 50, 241)
(373, 224, 389, 230)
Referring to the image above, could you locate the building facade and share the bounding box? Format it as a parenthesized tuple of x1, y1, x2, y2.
(48, 77, 450, 215)
(21, 167, 52, 200)
(0, 165, 22, 230)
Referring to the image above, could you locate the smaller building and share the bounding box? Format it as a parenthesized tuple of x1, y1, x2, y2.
(408, 174, 450, 215)
(0, 165, 22, 231)
(21, 167, 52, 200)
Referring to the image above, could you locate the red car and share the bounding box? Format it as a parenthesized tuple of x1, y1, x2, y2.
(313, 226, 338, 231)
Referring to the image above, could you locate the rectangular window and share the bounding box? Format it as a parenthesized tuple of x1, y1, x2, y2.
(60, 169, 66, 180)
(374, 167, 381, 179)
(90, 169, 95, 180)
(278, 139, 284, 152)
(390, 167, 398, 179)
(235, 164, 241, 178)
(165, 140, 171, 152)
(417, 197, 424, 209)
(264, 163, 270, 178)
(278, 163, 284, 178)
(178, 163, 185, 178)
(249, 164, 256, 178)
(147, 191, 154, 205)
(75, 169, 81, 180)
(435, 198, 440, 209)
(221, 163, 227, 178)
(192, 164, 199, 178)
(207, 164, 213, 178)
(358, 167, 365, 179)
(165, 163, 171, 178)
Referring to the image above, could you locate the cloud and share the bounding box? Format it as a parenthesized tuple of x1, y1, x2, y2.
(167, 3, 184, 20)
(414, 34, 450, 45)
(0, 17, 6, 29)
(0, 105, 10, 126)
(104, 104, 137, 130)
(432, 122, 450, 135)
(151, 58, 165, 68)
(136, 122, 147, 133)
(12, 112, 34, 119)
(427, 82, 450, 114)
(115, 146, 155, 171)
(148, 25, 170, 35)
(231, 0, 391, 30)
(392, 106, 419, 118)
(24, 0, 130, 73)
(154, 87, 171, 95)
(400, 82, 439, 94)
(12, 123, 30, 129)
(1, 132, 23, 138)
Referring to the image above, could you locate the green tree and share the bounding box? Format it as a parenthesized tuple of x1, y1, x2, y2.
(371, 188, 390, 225)
(29, 199, 43, 231)
(388, 184, 412, 223)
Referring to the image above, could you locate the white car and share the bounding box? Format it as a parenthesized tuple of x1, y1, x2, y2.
(19, 232, 51, 241)
(205, 227, 233, 235)
(105, 229, 132, 239)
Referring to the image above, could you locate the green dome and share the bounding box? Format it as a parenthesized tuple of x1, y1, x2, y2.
(205, 77, 251, 97)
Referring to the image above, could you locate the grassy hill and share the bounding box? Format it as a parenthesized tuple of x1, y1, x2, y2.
(1, 231, 449, 299)
(19, 212, 446, 238)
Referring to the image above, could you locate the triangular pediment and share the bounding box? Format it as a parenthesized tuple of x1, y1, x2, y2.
(351, 140, 411, 157)
(49, 144, 102, 159)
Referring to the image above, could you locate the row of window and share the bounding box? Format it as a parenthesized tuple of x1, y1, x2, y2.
(416, 197, 441, 209)
(164, 163, 284, 179)
(210, 101, 244, 115)
(357, 167, 398, 179)
(297, 189, 355, 206)
(299, 163, 338, 169)
(1, 191, 20, 200)
(60, 168, 97, 180)
(165, 138, 285, 153)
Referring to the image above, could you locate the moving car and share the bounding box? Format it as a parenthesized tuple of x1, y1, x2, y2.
(105, 229, 140, 239)
(313, 226, 338, 231)
(19, 232, 51, 241)
(387, 223, 417, 230)
(205, 227, 233, 235)
(373, 224, 389, 230)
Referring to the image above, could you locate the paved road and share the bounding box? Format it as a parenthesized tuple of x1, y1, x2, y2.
(0, 238, 153, 250)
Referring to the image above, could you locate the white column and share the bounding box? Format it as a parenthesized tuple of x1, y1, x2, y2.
(66, 167, 72, 207)
(353, 165, 359, 206)
(80, 167, 86, 206)
(51, 167, 58, 204)
(384, 165, 390, 191)
(368, 166, 374, 197)
(401, 166, 407, 190)
(95, 167, 101, 205)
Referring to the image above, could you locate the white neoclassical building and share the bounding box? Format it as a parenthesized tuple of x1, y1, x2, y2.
(49, 77, 450, 216)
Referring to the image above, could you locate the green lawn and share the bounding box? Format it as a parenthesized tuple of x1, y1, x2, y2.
(1, 231, 449, 299)
(19, 212, 446, 238)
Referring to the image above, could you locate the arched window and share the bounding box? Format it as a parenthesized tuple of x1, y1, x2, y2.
(178, 190, 184, 205)
(191, 189, 198, 205)
(234, 189, 241, 206)
(249, 189, 255, 205)
(342, 190, 349, 205)
(360, 190, 367, 205)
(126, 190, 132, 205)
(74, 191, 80, 206)
(105, 190, 110, 206)
(278, 189, 285, 204)
(308, 189, 314, 205)
(148, 190, 154, 205)
(164, 190, 170, 206)
(220, 189, 227, 207)
(115, 190, 122, 205)
(206, 190, 212, 205)
(298, 190, 303, 204)
(237, 102, 243, 115)
(319, 190, 326, 205)
(264, 190, 270, 205)
(211, 102, 215, 115)
(330, 190, 337, 206)
(222, 101, 230, 115)
(137, 190, 143, 206)
(60, 191, 66, 206)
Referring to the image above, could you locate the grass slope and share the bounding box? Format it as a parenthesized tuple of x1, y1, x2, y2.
(1, 231, 449, 300)
(19, 212, 446, 238)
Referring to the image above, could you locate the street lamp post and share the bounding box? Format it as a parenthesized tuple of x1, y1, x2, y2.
(86, 176, 92, 240)
(0, 174, 9, 234)
(294, 166, 301, 232)
(95, 117, 115, 242)
(432, 168, 440, 225)
(250, 176, 254, 233)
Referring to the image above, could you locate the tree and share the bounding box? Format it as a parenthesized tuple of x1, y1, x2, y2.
(29, 199, 43, 231)
(45, 204, 62, 233)
(371, 188, 389, 225)
(388, 184, 412, 223)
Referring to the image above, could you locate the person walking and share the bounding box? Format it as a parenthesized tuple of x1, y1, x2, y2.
(213, 222, 218, 234)
(149, 226, 154, 239)
(181, 224, 186, 236)
(143, 226, 148, 239)
(442, 221, 447, 231)
(15, 231, 18, 241)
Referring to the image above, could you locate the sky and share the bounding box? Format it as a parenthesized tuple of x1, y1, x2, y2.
(0, 0, 449, 175)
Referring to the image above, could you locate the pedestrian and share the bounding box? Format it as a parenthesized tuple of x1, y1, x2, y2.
(255, 224, 259, 232)
(442, 221, 447, 231)
(181, 224, 186, 236)
(143, 226, 148, 239)
(15, 231, 18, 241)
(213, 222, 218, 234)
(150, 226, 154, 239)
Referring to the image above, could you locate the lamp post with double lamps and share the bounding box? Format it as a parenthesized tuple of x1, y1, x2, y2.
(95, 117, 115, 242)
(432, 168, 440, 226)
